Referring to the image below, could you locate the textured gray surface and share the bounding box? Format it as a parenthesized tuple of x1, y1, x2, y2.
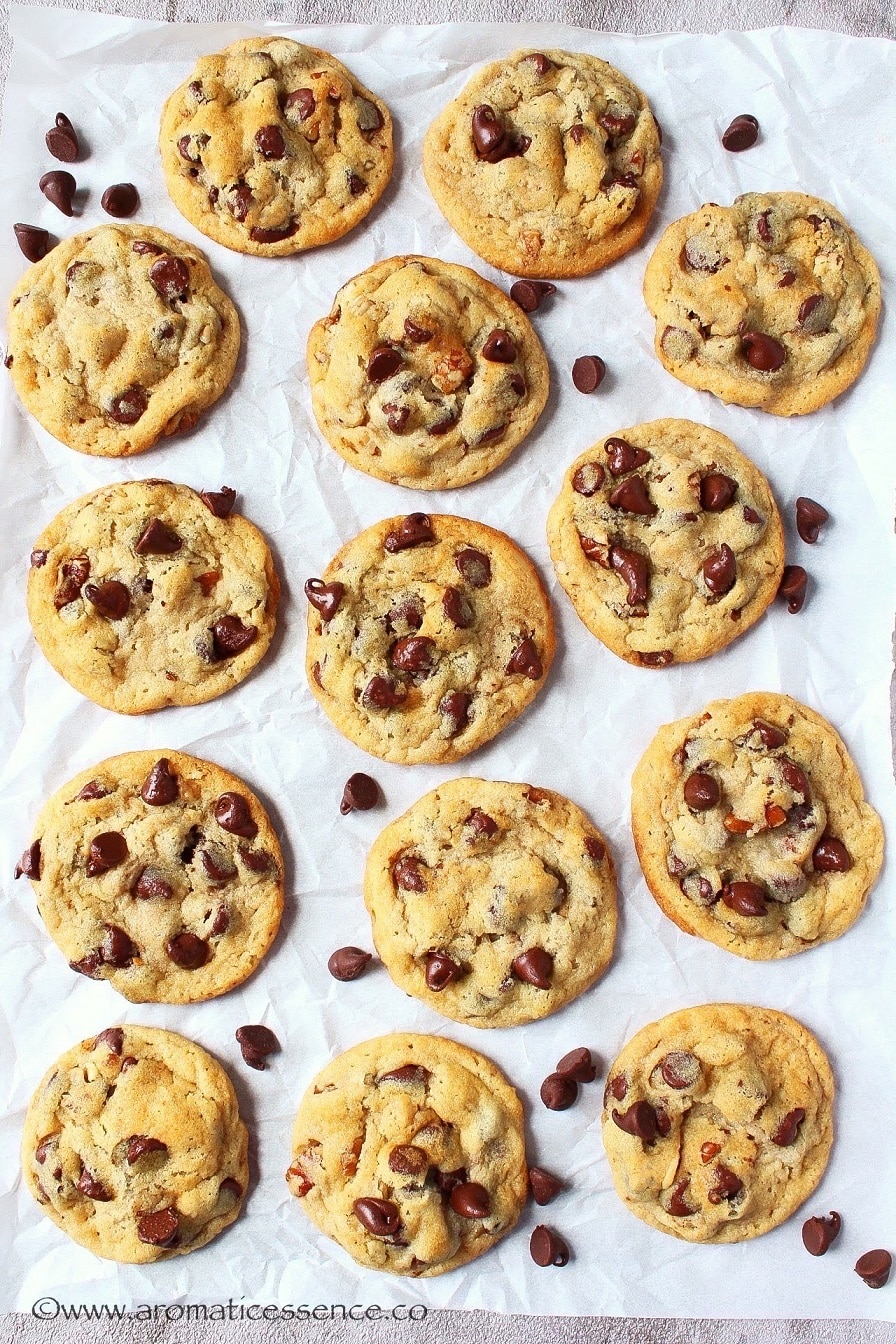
(1, 0, 892, 1341)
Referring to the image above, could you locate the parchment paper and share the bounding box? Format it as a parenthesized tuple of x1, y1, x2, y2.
(0, 6, 893, 1319)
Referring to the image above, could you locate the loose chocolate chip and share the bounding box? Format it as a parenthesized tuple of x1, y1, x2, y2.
(361, 675, 408, 711)
(384, 513, 433, 553)
(802, 1211, 842, 1256)
(389, 1145, 428, 1176)
(442, 586, 474, 629)
(530, 1225, 570, 1267)
(506, 637, 543, 679)
(101, 183, 139, 218)
(200, 486, 236, 518)
(683, 771, 720, 811)
(45, 113, 79, 163)
(605, 437, 650, 476)
(612, 1100, 659, 1143)
(132, 866, 174, 900)
(340, 773, 379, 814)
(166, 931, 209, 969)
(703, 543, 737, 596)
(14, 839, 41, 880)
(439, 690, 472, 736)
(541, 1073, 578, 1110)
(236, 1024, 279, 1070)
(556, 1047, 597, 1083)
(304, 578, 345, 621)
(108, 385, 148, 425)
(660, 1051, 701, 1089)
(700, 473, 737, 512)
(741, 330, 786, 372)
(213, 792, 257, 839)
(472, 104, 508, 158)
(83, 580, 130, 620)
(512, 947, 553, 989)
(137, 1207, 179, 1247)
(812, 836, 852, 873)
(94, 1027, 124, 1055)
(328, 946, 373, 981)
(102, 924, 136, 968)
(855, 1249, 892, 1289)
(354, 1197, 400, 1237)
(609, 476, 656, 516)
(140, 758, 178, 806)
(14, 223, 51, 262)
(771, 1107, 805, 1146)
(455, 548, 491, 587)
(481, 328, 517, 362)
(450, 1182, 490, 1219)
(76, 1168, 113, 1201)
(529, 1167, 563, 1204)
(779, 565, 808, 613)
(795, 497, 829, 544)
(571, 463, 605, 495)
(510, 279, 556, 312)
(255, 124, 286, 159)
(584, 835, 606, 862)
(367, 344, 403, 382)
(572, 355, 606, 392)
(285, 87, 315, 119)
(126, 1135, 167, 1164)
(610, 545, 649, 606)
(708, 1164, 744, 1204)
(134, 518, 181, 555)
(212, 616, 258, 659)
(425, 951, 464, 991)
(39, 170, 76, 216)
(721, 114, 759, 151)
(148, 256, 189, 302)
(87, 832, 128, 876)
(390, 635, 437, 676)
(721, 881, 767, 917)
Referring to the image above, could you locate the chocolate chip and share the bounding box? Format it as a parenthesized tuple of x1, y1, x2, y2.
(481, 329, 517, 362)
(703, 543, 737, 596)
(353, 1197, 400, 1237)
(255, 124, 286, 159)
(795, 497, 829, 544)
(433, 1167, 468, 1196)
(529, 1167, 563, 1204)
(605, 437, 650, 476)
(442, 586, 474, 629)
(455, 548, 491, 587)
(403, 317, 434, 343)
(510, 279, 556, 312)
(209, 903, 230, 936)
(812, 836, 852, 872)
(45, 112, 79, 162)
(14, 223, 51, 262)
(556, 1047, 597, 1083)
(525, 52, 555, 76)
(361, 675, 407, 711)
(134, 518, 181, 555)
(285, 88, 315, 119)
(802, 1211, 842, 1256)
(796, 293, 823, 328)
(612, 1100, 660, 1143)
(304, 578, 345, 620)
(132, 866, 174, 900)
(249, 222, 300, 244)
(659, 1051, 701, 1089)
(101, 183, 139, 218)
(126, 1135, 167, 1164)
(148, 256, 189, 302)
(76, 1168, 113, 1201)
(94, 1027, 123, 1055)
(70, 950, 103, 978)
(779, 758, 809, 799)
(108, 386, 148, 425)
(347, 172, 366, 196)
(721, 881, 767, 917)
(600, 106, 637, 136)
(227, 183, 252, 221)
(610, 545, 649, 606)
(389, 856, 423, 893)
(530, 1225, 570, 1267)
(390, 635, 437, 676)
(14, 839, 41, 880)
(741, 330, 786, 372)
(721, 114, 759, 151)
(439, 690, 472, 736)
(83, 580, 130, 620)
(450, 1182, 490, 1218)
(465, 808, 498, 838)
(102, 924, 136, 968)
(855, 1249, 891, 1289)
(340, 773, 379, 814)
(683, 771, 720, 811)
(609, 476, 656, 516)
(428, 410, 457, 437)
(512, 947, 553, 989)
(367, 344, 403, 382)
(584, 836, 606, 862)
(140, 758, 178, 806)
(200, 486, 236, 518)
(382, 402, 410, 433)
(384, 513, 433, 553)
(328, 947, 373, 981)
(355, 98, 384, 133)
(54, 556, 90, 608)
(572, 355, 606, 392)
(666, 1178, 696, 1217)
(200, 848, 236, 884)
(379, 1064, 431, 1085)
(608, 1075, 628, 1102)
(236, 1024, 279, 1070)
(137, 1208, 179, 1247)
(571, 463, 604, 496)
(700, 473, 737, 511)
(166, 931, 209, 969)
(212, 616, 258, 659)
(472, 104, 508, 158)
(39, 170, 76, 216)
(87, 832, 128, 876)
(754, 719, 788, 748)
(389, 1145, 428, 1176)
(779, 565, 808, 613)
(237, 845, 273, 875)
(681, 236, 728, 273)
(425, 951, 464, 991)
(770, 1107, 805, 1146)
(213, 792, 257, 840)
(506, 637, 543, 679)
(541, 1073, 577, 1110)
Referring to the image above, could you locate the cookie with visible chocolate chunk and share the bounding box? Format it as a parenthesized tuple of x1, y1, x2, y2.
(364, 778, 616, 1027)
(22, 1025, 248, 1263)
(631, 692, 884, 959)
(546, 419, 785, 667)
(307, 256, 549, 490)
(642, 193, 881, 416)
(602, 1003, 833, 1242)
(286, 1032, 527, 1275)
(6, 223, 239, 457)
(16, 750, 283, 1003)
(159, 37, 392, 258)
(423, 49, 662, 278)
(305, 513, 554, 765)
(27, 479, 279, 714)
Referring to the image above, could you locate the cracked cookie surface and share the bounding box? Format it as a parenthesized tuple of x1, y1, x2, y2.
(602, 1003, 834, 1242)
(547, 419, 784, 667)
(286, 1033, 527, 1275)
(22, 1025, 248, 1263)
(307, 256, 549, 490)
(423, 48, 662, 278)
(631, 692, 884, 959)
(27, 479, 279, 713)
(19, 750, 283, 1003)
(305, 513, 554, 765)
(6, 224, 239, 457)
(364, 778, 616, 1027)
(643, 192, 881, 416)
(160, 37, 393, 257)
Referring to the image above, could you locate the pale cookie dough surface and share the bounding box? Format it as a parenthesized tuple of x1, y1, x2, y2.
(307, 256, 549, 490)
(631, 692, 884, 959)
(286, 1033, 527, 1276)
(547, 419, 785, 667)
(364, 778, 616, 1027)
(21, 750, 283, 1003)
(423, 48, 662, 278)
(602, 1004, 834, 1243)
(22, 1025, 248, 1263)
(160, 37, 393, 257)
(6, 224, 239, 457)
(643, 192, 881, 416)
(305, 513, 555, 765)
(27, 480, 279, 714)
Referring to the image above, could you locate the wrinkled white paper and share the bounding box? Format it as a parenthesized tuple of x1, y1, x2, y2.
(0, 7, 894, 1320)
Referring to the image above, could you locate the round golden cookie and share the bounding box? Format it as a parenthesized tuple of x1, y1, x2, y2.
(631, 692, 884, 959)
(601, 1004, 834, 1242)
(642, 192, 882, 416)
(285, 1033, 527, 1276)
(307, 256, 549, 490)
(546, 419, 785, 667)
(305, 512, 555, 765)
(363, 778, 616, 1027)
(16, 750, 283, 1003)
(6, 223, 239, 457)
(27, 479, 279, 714)
(423, 48, 662, 278)
(159, 37, 393, 257)
(22, 1025, 248, 1263)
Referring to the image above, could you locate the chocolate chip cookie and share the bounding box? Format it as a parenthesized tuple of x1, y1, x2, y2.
(602, 1004, 834, 1242)
(423, 49, 662, 278)
(643, 193, 882, 416)
(27, 479, 279, 713)
(22, 1025, 248, 1262)
(305, 513, 554, 765)
(631, 693, 884, 959)
(307, 256, 549, 490)
(160, 37, 393, 257)
(363, 778, 616, 1027)
(6, 224, 239, 457)
(546, 419, 785, 667)
(17, 750, 283, 1002)
(285, 1033, 527, 1275)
